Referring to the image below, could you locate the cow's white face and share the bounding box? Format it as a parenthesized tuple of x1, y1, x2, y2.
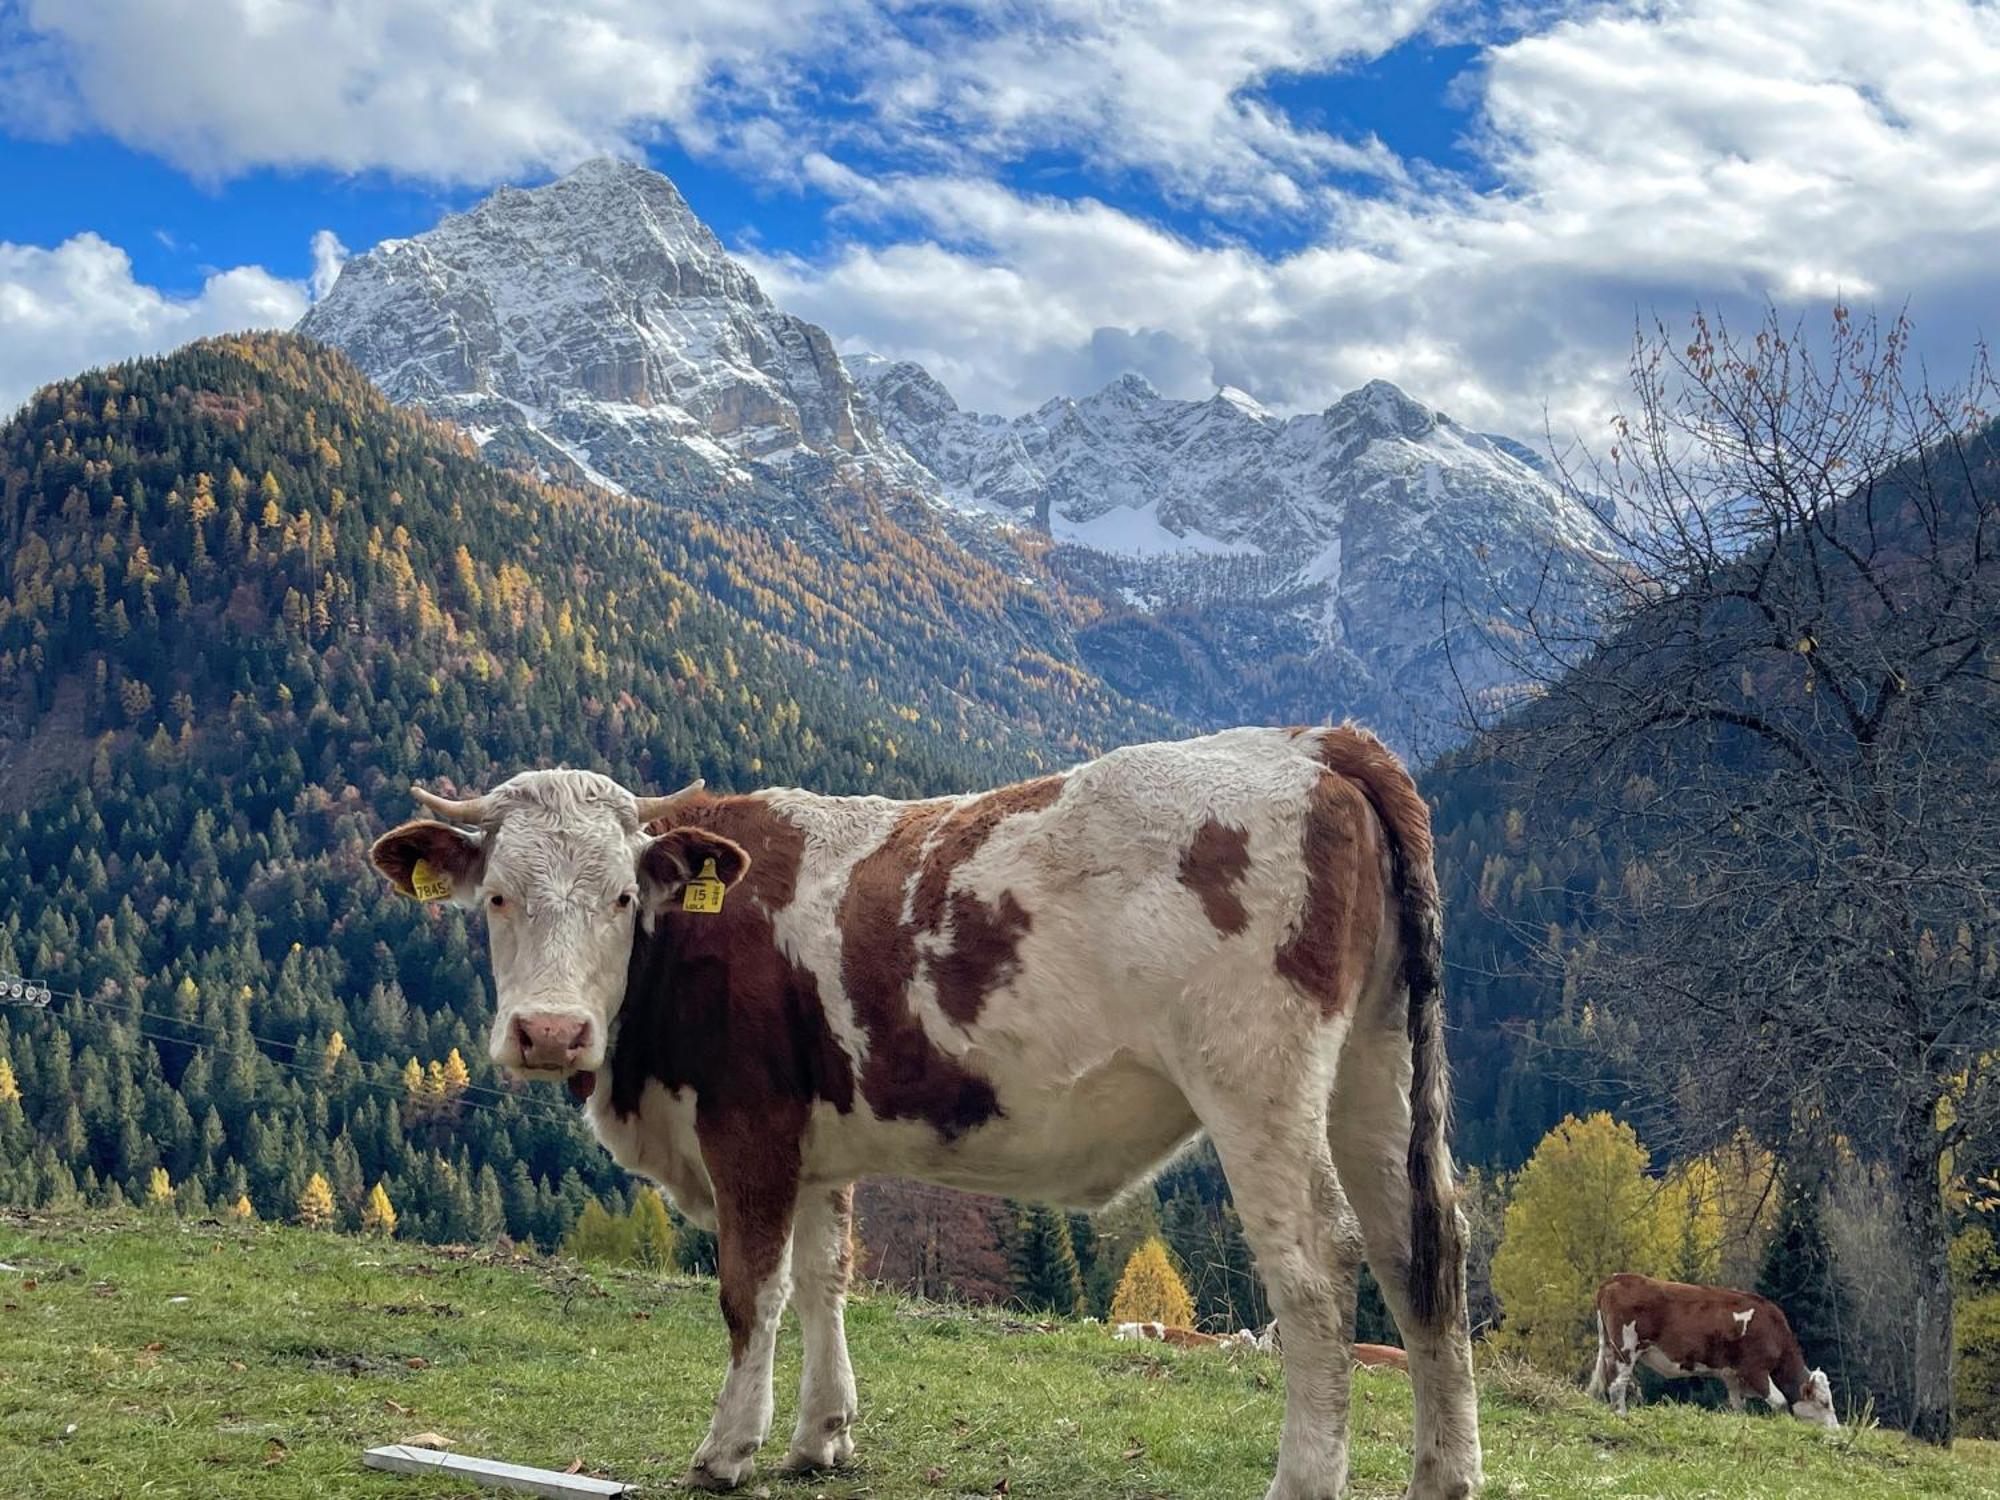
(1792, 1368, 1838, 1429)
(369, 771, 748, 1100)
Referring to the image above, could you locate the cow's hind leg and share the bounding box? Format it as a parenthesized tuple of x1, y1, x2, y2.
(1328, 987, 1481, 1499)
(685, 1136, 800, 1490)
(1196, 1071, 1361, 1500)
(782, 1185, 858, 1472)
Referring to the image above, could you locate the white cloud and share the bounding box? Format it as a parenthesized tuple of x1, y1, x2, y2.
(6, 0, 826, 183)
(0, 234, 307, 416)
(834, 0, 1437, 206)
(7, 0, 1997, 442)
(309, 230, 349, 302)
(3, 0, 1430, 200)
(755, 0, 2000, 439)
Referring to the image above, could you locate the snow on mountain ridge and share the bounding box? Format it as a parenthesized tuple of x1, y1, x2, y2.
(300, 157, 923, 492)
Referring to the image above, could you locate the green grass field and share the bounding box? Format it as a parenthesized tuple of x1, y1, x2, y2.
(2, 1211, 1996, 1499)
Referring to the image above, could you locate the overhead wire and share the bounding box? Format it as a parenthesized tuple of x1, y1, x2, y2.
(7, 980, 581, 1129)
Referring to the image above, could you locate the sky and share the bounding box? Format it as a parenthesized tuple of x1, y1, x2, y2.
(1, 0, 1997, 439)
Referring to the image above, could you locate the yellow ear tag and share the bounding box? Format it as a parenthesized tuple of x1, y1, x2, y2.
(682, 857, 727, 915)
(410, 858, 454, 903)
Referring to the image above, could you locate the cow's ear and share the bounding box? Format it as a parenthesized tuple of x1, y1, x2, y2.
(371, 820, 485, 904)
(639, 829, 752, 914)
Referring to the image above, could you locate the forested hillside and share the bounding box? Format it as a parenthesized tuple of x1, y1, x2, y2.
(0, 333, 1097, 1247)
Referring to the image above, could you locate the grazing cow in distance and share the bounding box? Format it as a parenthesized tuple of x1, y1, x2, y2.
(1588, 1273, 1837, 1428)
(370, 725, 1483, 1498)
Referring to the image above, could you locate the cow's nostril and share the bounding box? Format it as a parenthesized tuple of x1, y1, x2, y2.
(514, 1014, 592, 1067)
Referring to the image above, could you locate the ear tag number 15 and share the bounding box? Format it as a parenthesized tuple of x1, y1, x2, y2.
(682, 858, 727, 914)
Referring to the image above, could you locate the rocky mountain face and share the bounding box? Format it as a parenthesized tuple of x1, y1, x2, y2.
(305, 158, 1614, 753)
(857, 356, 1615, 750)
(299, 158, 924, 496)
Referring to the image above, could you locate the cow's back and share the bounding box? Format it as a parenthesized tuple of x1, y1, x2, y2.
(1598, 1273, 1794, 1372)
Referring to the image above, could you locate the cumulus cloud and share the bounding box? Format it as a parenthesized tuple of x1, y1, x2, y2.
(3, 0, 1429, 199)
(7, 0, 1997, 439)
(756, 0, 2000, 435)
(0, 234, 308, 415)
(309, 230, 349, 302)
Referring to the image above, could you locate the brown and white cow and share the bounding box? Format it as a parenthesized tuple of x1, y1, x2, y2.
(1588, 1273, 1837, 1428)
(370, 725, 1483, 1499)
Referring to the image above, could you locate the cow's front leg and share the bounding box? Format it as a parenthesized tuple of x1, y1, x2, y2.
(783, 1184, 859, 1472)
(685, 1139, 800, 1491)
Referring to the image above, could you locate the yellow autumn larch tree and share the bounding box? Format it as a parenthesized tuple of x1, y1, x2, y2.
(441, 1047, 471, 1102)
(361, 1182, 398, 1238)
(1490, 1112, 1678, 1375)
(1110, 1237, 1195, 1327)
(297, 1171, 335, 1230)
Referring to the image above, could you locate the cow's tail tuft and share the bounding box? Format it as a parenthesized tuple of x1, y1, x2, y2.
(1318, 725, 1465, 1334)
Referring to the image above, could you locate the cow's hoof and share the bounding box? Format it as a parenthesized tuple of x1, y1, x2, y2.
(781, 1435, 855, 1473)
(680, 1452, 756, 1491)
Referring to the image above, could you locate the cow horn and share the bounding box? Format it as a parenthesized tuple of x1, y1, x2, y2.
(632, 778, 706, 827)
(412, 786, 494, 824)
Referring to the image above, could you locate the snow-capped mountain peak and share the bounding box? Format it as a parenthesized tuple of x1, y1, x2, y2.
(300, 158, 918, 491)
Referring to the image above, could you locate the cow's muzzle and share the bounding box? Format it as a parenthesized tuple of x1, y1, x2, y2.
(509, 1013, 595, 1073)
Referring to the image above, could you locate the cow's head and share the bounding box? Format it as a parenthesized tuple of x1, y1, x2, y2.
(1792, 1367, 1838, 1429)
(369, 770, 749, 1098)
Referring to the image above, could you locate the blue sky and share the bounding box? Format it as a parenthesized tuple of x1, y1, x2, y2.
(2, 0, 1996, 431)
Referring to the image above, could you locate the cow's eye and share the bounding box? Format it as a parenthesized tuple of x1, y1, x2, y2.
(488, 893, 506, 911)
(615, 891, 634, 911)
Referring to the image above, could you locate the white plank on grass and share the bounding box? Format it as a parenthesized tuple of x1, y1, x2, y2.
(361, 1444, 630, 1497)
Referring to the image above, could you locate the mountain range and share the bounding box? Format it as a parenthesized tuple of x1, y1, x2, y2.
(302, 158, 1616, 751)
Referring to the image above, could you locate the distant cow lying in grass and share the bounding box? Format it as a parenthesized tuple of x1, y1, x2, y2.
(1588, 1273, 1837, 1428)
(370, 727, 1482, 1498)
(1112, 1321, 1262, 1350)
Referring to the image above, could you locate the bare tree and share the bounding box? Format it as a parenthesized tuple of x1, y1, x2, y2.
(1475, 308, 2000, 1441)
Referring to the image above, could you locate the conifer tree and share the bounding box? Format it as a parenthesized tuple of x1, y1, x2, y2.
(1757, 1172, 1854, 1411)
(145, 1165, 174, 1214)
(1011, 1203, 1085, 1316)
(297, 1171, 335, 1230)
(0, 1057, 18, 1105)
(230, 1193, 256, 1222)
(1491, 1113, 1676, 1374)
(563, 1198, 633, 1263)
(441, 1047, 471, 1103)
(630, 1190, 677, 1272)
(322, 1030, 346, 1078)
(1111, 1237, 1195, 1327)
(361, 1181, 398, 1237)
(401, 1058, 424, 1111)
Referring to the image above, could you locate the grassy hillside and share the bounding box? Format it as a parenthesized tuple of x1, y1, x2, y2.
(3, 1212, 1995, 1500)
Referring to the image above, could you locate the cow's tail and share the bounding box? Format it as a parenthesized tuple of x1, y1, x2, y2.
(1586, 1309, 1612, 1400)
(1318, 725, 1464, 1335)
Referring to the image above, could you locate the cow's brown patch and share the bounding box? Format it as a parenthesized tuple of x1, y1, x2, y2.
(838, 802, 1004, 1138)
(612, 794, 854, 1361)
(1273, 772, 1384, 1016)
(907, 776, 1064, 933)
(927, 890, 1033, 1024)
(1177, 818, 1252, 936)
(1308, 726, 1435, 879)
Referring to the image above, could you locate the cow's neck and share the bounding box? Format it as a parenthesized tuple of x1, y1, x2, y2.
(1769, 1344, 1811, 1406)
(605, 791, 840, 1122)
